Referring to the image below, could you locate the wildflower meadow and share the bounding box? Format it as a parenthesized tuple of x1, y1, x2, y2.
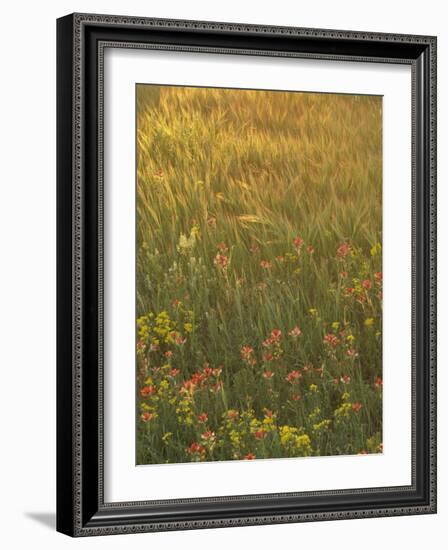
(136, 85, 383, 464)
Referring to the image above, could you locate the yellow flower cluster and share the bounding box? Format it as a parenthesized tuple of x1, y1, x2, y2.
(279, 426, 312, 456)
(153, 311, 174, 342)
(312, 419, 332, 432)
(370, 242, 381, 257)
(176, 397, 194, 426)
(137, 308, 195, 348)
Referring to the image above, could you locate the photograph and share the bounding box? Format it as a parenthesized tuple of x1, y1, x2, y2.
(135, 85, 384, 465)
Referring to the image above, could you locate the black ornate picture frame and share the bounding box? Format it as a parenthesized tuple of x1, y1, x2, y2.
(57, 13, 437, 537)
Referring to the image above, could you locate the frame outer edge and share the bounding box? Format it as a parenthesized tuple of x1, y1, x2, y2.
(73, 12, 84, 537)
(60, 13, 437, 536)
(56, 13, 76, 537)
(72, 11, 435, 44)
(428, 35, 437, 513)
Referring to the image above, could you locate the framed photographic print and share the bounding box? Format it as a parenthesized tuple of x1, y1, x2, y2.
(56, 13, 437, 536)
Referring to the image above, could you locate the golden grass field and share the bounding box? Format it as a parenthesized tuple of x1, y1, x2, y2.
(136, 85, 383, 464)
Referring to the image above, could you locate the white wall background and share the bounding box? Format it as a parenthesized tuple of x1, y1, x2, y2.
(0, 1, 445, 548)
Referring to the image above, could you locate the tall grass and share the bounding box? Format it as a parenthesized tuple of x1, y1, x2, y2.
(136, 85, 383, 464)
